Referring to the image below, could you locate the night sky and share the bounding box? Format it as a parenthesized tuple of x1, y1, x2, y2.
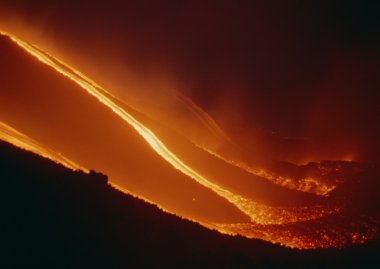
(1, 0, 379, 162)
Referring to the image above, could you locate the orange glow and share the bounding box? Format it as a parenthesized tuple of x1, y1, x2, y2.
(0, 31, 336, 225)
(3, 120, 361, 250)
(212, 219, 380, 249)
(0, 31, 378, 250)
(200, 147, 337, 196)
(0, 121, 87, 172)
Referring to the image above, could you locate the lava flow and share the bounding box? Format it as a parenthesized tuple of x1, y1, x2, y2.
(199, 147, 338, 196)
(0, 121, 86, 172)
(168, 91, 338, 197)
(0, 31, 379, 249)
(0, 31, 334, 225)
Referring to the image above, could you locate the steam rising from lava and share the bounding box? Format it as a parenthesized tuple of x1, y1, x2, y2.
(0, 31, 379, 249)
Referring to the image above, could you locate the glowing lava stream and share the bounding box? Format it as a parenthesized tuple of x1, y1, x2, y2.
(200, 148, 337, 196)
(170, 94, 336, 196)
(0, 121, 87, 172)
(0, 120, 176, 216)
(0, 31, 338, 225)
(1, 120, 377, 250)
(171, 92, 336, 197)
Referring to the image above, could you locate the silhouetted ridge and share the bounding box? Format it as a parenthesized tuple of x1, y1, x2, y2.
(0, 140, 378, 269)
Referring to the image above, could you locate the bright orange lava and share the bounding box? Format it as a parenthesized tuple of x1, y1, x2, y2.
(0, 121, 87, 172)
(0, 31, 378, 249)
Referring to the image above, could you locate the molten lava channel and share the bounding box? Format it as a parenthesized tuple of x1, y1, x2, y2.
(0, 31, 332, 225)
(0, 31, 378, 249)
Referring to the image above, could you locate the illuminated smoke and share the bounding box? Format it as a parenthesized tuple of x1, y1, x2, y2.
(174, 91, 233, 144)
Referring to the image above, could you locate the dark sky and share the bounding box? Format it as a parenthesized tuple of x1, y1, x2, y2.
(0, 0, 379, 162)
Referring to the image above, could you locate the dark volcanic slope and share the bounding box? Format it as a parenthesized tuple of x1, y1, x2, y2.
(0, 141, 379, 269)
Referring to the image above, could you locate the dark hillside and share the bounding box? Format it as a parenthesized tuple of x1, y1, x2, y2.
(0, 141, 378, 268)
